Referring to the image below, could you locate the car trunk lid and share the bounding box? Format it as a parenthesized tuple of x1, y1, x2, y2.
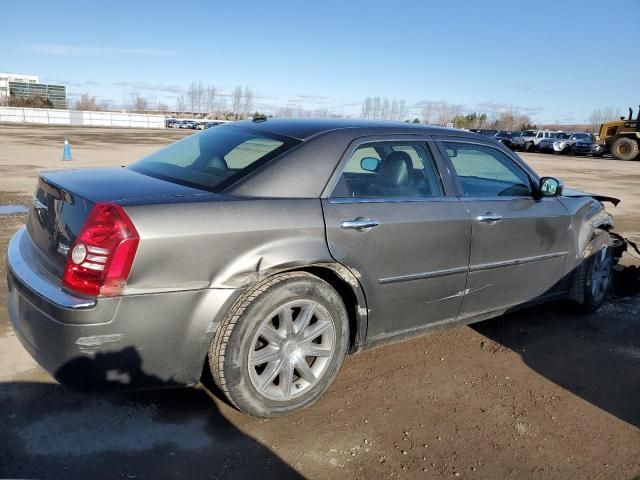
(26, 167, 214, 279)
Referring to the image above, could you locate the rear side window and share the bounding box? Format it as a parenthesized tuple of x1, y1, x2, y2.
(224, 138, 285, 169)
(443, 142, 532, 197)
(331, 142, 444, 198)
(129, 126, 299, 193)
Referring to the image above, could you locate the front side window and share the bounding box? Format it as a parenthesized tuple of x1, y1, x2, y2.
(443, 142, 533, 197)
(129, 126, 299, 192)
(331, 142, 444, 198)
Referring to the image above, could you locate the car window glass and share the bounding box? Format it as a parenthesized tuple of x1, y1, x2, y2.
(224, 138, 284, 169)
(129, 126, 298, 193)
(342, 146, 381, 174)
(443, 142, 532, 197)
(332, 142, 444, 198)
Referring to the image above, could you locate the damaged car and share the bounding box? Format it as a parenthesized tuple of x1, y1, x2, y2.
(6, 119, 621, 418)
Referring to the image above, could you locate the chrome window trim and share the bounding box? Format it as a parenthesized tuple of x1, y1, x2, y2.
(328, 196, 461, 204)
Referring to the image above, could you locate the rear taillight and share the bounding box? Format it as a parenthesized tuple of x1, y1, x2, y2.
(62, 202, 139, 297)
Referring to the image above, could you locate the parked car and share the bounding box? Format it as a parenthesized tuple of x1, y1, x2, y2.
(537, 132, 571, 153)
(470, 129, 498, 136)
(167, 119, 183, 128)
(511, 130, 558, 151)
(6, 119, 619, 418)
(552, 132, 596, 155)
(491, 131, 517, 149)
(180, 120, 197, 129)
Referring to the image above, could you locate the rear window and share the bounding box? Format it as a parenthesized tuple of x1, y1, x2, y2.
(129, 126, 299, 192)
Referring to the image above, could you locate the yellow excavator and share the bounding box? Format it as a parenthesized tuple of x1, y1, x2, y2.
(593, 105, 640, 160)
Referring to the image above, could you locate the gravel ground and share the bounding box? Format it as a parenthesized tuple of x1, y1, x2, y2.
(0, 125, 638, 479)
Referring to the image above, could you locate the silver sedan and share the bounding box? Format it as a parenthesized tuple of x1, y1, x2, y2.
(6, 119, 620, 417)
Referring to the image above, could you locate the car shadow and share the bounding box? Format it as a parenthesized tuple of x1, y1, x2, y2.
(0, 348, 303, 480)
(471, 289, 640, 429)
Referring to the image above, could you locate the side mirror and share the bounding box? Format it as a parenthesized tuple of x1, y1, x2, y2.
(360, 157, 380, 172)
(446, 148, 458, 158)
(539, 177, 563, 197)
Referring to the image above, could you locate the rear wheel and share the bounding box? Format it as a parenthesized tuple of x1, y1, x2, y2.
(610, 137, 639, 161)
(571, 231, 614, 313)
(210, 272, 349, 418)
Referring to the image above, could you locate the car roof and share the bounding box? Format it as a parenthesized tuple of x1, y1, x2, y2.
(232, 118, 467, 141)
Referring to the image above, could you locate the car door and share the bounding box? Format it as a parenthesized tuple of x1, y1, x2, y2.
(437, 139, 572, 318)
(322, 138, 472, 342)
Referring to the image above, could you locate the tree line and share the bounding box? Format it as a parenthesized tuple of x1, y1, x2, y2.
(3, 82, 619, 131)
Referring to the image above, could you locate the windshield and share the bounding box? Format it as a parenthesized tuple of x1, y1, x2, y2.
(129, 125, 300, 192)
(570, 133, 591, 141)
(554, 132, 570, 139)
(522, 130, 537, 137)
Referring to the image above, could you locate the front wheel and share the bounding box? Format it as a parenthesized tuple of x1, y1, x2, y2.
(570, 231, 614, 312)
(210, 272, 349, 418)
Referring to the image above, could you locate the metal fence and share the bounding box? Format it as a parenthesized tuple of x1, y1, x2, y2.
(0, 107, 166, 129)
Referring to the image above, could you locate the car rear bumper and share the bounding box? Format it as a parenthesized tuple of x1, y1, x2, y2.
(6, 227, 238, 390)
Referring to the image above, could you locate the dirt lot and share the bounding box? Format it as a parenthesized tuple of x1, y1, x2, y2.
(0, 125, 638, 479)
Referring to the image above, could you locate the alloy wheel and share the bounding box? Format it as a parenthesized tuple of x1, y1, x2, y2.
(248, 300, 336, 401)
(590, 246, 612, 303)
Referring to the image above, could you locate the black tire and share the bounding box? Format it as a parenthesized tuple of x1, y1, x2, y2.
(570, 230, 614, 313)
(524, 141, 534, 152)
(210, 272, 349, 418)
(610, 137, 639, 161)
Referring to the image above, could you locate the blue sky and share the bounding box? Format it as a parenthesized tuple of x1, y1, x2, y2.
(2, 0, 639, 123)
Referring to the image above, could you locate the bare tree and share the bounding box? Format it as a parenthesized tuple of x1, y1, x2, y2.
(397, 100, 406, 122)
(420, 103, 435, 124)
(231, 86, 243, 119)
(156, 101, 168, 113)
(242, 86, 254, 118)
(97, 100, 112, 111)
(588, 107, 621, 130)
(205, 86, 217, 115)
(360, 98, 372, 119)
(176, 95, 186, 114)
(187, 81, 206, 114)
(314, 106, 330, 118)
(215, 95, 227, 118)
(74, 93, 99, 111)
(380, 98, 390, 120)
(130, 94, 149, 112)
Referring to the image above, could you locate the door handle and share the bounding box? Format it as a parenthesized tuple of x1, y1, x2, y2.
(339, 218, 380, 231)
(476, 212, 503, 224)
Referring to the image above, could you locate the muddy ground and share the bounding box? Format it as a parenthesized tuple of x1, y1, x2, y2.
(0, 125, 638, 479)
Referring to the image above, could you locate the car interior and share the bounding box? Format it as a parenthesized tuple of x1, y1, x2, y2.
(332, 143, 444, 198)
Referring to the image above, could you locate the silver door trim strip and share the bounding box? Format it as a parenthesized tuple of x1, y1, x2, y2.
(328, 196, 459, 204)
(470, 251, 568, 273)
(379, 266, 468, 284)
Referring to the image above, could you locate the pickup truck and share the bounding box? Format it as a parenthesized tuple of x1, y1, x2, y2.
(511, 130, 559, 152)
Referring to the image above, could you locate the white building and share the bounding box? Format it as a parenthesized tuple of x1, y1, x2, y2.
(0, 72, 40, 102)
